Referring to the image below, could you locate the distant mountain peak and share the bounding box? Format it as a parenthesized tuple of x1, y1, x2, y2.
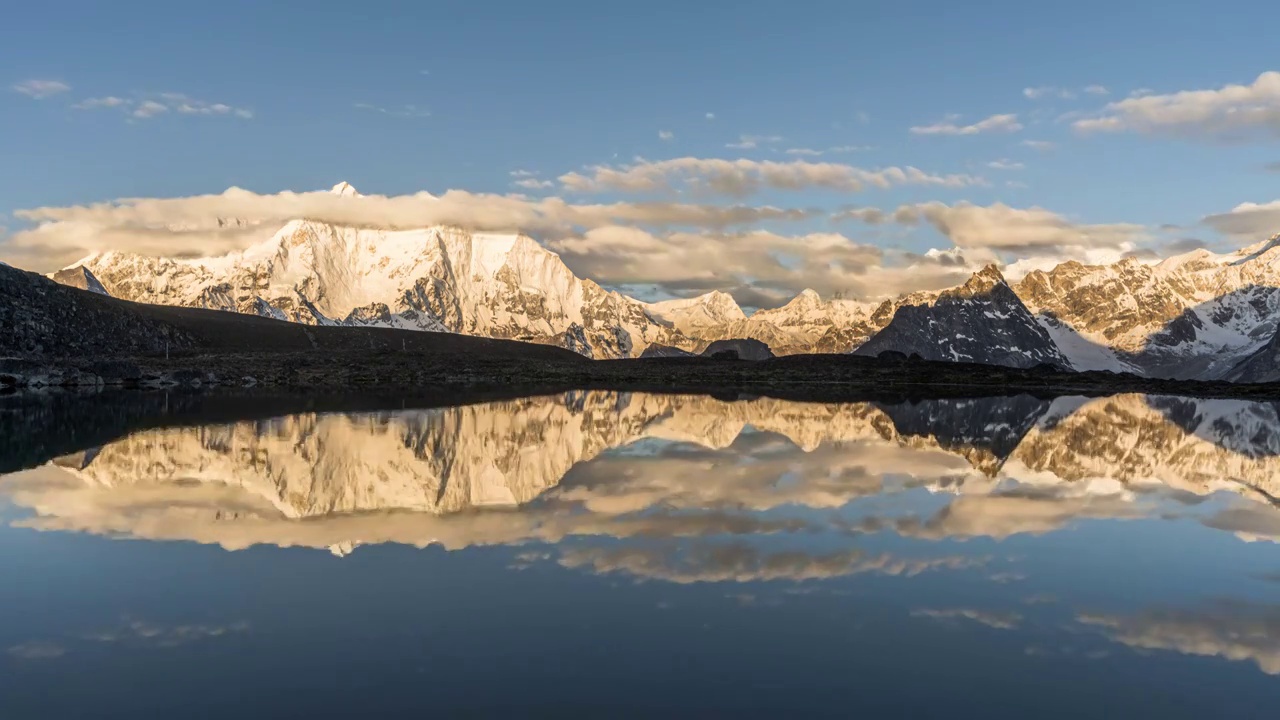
(330, 181, 360, 197)
(48, 265, 110, 296)
(948, 264, 1008, 299)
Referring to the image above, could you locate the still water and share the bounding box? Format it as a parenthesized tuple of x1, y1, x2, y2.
(1, 391, 1278, 718)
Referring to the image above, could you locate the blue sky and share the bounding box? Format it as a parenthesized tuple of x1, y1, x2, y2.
(4, 0, 1280, 301)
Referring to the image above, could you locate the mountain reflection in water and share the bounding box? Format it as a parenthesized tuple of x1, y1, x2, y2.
(1, 391, 1279, 718)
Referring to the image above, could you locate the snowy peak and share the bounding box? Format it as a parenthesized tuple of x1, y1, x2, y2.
(646, 291, 746, 336)
(330, 181, 361, 197)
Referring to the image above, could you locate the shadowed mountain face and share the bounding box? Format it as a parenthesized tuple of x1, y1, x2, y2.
(3, 390, 1278, 554)
(1225, 326, 1280, 383)
(854, 266, 1070, 370)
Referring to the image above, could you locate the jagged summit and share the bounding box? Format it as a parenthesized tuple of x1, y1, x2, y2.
(951, 264, 1007, 298)
(856, 265, 1069, 370)
(330, 181, 360, 197)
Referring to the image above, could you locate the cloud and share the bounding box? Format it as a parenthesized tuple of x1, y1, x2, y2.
(705, 112, 715, 120)
(784, 145, 872, 157)
(658, 130, 674, 141)
(890, 201, 1146, 254)
(912, 608, 1023, 630)
(892, 490, 1146, 540)
(1024, 86, 1076, 101)
(910, 113, 1023, 136)
(986, 159, 1025, 171)
(556, 543, 984, 584)
(513, 178, 554, 190)
(1021, 140, 1055, 151)
(1024, 85, 1108, 100)
(72, 92, 253, 120)
(354, 102, 429, 118)
(509, 169, 553, 189)
(6, 640, 65, 660)
(72, 96, 128, 110)
(11, 79, 70, 99)
(1079, 600, 1280, 675)
(1202, 504, 1280, 543)
(0, 185, 823, 271)
(1201, 199, 1280, 240)
(549, 226, 887, 299)
(1264, 161, 1280, 173)
(132, 100, 168, 119)
(85, 618, 250, 647)
(725, 134, 784, 149)
(558, 156, 984, 196)
(1073, 71, 1280, 141)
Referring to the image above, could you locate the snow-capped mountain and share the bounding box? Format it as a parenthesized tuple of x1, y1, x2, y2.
(697, 289, 882, 354)
(854, 265, 1070, 369)
(644, 291, 746, 336)
(9, 391, 1280, 553)
(64, 183, 701, 358)
(1015, 235, 1280, 378)
(41, 179, 1280, 374)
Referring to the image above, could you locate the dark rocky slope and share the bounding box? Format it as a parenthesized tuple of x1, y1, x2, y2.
(855, 265, 1070, 370)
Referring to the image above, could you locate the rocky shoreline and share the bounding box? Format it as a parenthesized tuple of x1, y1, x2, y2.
(6, 349, 1280, 402)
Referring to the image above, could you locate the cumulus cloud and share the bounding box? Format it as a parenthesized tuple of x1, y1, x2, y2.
(1073, 71, 1280, 141)
(705, 112, 716, 120)
(1021, 140, 1055, 151)
(892, 201, 1146, 254)
(549, 226, 886, 299)
(1084, 85, 1110, 96)
(11, 79, 70, 99)
(0, 185, 823, 271)
(558, 156, 984, 196)
(910, 113, 1023, 136)
(132, 100, 168, 119)
(1202, 200, 1280, 241)
(658, 130, 674, 141)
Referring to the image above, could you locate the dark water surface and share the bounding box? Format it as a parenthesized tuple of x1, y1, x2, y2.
(1, 391, 1278, 718)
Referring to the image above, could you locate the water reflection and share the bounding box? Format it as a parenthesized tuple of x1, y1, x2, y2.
(5, 392, 1279, 551)
(2, 391, 1279, 716)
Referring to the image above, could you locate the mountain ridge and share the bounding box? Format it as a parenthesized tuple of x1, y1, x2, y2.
(41, 182, 1280, 376)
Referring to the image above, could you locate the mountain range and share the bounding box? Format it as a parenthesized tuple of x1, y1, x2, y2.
(44, 182, 1280, 379)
